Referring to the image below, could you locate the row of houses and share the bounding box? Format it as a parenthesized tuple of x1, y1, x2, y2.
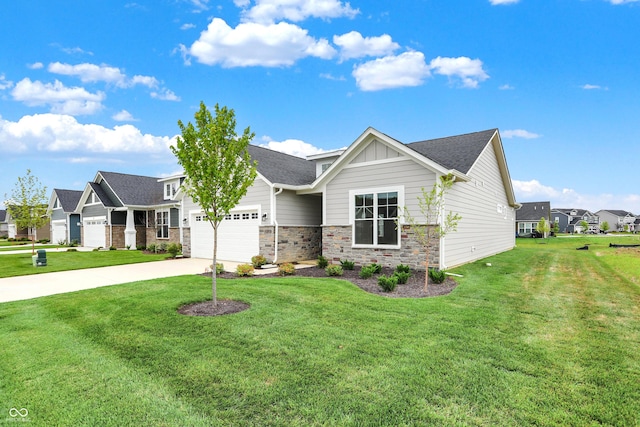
(2, 127, 521, 270)
(516, 201, 639, 235)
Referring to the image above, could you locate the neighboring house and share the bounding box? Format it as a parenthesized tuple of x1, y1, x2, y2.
(181, 127, 519, 270)
(552, 208, 600, 234)
(49, 189, 83, 244)
(595, 209, 637, 232)
(3, 206, 51, 241)
(516, 201, 551, 236)
(0, 209, 8, 237)
(75, 171, 184, 249)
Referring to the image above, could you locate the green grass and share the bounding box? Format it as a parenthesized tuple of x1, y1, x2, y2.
(0, 244, 65, 252)
(0, 237, 638, 425)
(0, 250, 168, 278)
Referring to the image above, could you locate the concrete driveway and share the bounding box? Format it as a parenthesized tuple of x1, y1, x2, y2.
(0, 258, 247, 303)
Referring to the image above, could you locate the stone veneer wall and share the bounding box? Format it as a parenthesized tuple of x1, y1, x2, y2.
(322, 224, 439, 270)
(109, 225, 152, 248)
(182, 227, 191, 257)
(259, 226, 322, 263)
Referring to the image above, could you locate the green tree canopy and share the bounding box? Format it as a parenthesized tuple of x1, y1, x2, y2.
(5, 169, 48, 254)
(172, 102, 257, 306)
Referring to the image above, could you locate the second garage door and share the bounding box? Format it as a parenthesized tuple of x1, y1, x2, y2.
(83, 217, 106, 248)
(190, 210, 260, 262)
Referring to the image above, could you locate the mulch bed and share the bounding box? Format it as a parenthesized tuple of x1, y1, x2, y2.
(179, 266, 457, 317)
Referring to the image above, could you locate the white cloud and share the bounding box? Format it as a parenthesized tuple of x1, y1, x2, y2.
(258, 136, 326, 158)
(239, 0, 359, 24)
(333, 31, 399, 62)
(187, 0, 210, 12)
(607, 0, 639, 4)
(502, 129, 541, 139)
(429, 56, 489, 88)
(181, 23, 196, 30)
(0, 114, 176, 154)
(28, 62, 44, 70)
(48, 62, 159, 89)
(0, 74, 13, 90)
(581, 83, 608, 90)
(352, 51, 431, 91)
(11, 78, 105, 115)
(112, 110, 137, 121)
(150, 88, 181, 101)
(499, 84, 514, 90)
(489, 0, 519, 4)
(186, 18, 336, 67)
(320, 73, 346, 81)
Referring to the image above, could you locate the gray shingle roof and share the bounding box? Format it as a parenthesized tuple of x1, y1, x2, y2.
(53, 189, 83, 212)
(517, 201, 551, 221)
(406, 129, 497, 174)
(99, 171, 170, 207)
(601, 209, 634, 217)
(89, 182, 118, 208)
(248, 145, 316, 186)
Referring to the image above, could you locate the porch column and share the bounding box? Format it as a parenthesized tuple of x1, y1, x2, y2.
(125, 209, 137, 249)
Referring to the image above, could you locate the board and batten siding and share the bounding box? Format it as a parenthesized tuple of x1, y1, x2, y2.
(82, 203, 108, 218)
(276, 190, 321, 226)
(443, 139, 515, 268)
(325, 157, 437, 225)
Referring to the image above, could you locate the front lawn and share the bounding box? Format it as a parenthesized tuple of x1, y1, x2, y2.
(1, 237, 638, 426)
(0, 250, 168, 278)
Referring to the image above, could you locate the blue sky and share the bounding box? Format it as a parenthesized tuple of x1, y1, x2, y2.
(1, 0, 639, 213)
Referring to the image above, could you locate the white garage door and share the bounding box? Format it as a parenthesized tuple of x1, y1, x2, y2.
(191, 210, 260, 262)
(51, 220, 67, 244)
(83, 217, 106, 248)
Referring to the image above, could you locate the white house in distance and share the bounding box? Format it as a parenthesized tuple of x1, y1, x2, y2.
(179, 127, 519, 270)
(596, 210, 637, 232)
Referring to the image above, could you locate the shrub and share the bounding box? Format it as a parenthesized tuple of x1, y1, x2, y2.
(159, 243, 168, 253)
(251, 255, 267, 268)
(317, 255, 329, 269)
(340, 259, 355, 270)
(325, 264, 343, 276)
(378, 274, 399, 292)
(147, 243, 157, 253)
(428, 268, 446, 284)
(215, 263, 225, 274)
(359, 265, 375, 279)
(66, 248, 77, 252)
(92, 247, 101, 252)
(395, 264, 411, 274)
(278, 263, 296, 276)
(167, 243, 181, 258)
(394, 271, 411, 284)
(69, 240, 78, 247)
(236, 264, 254, 277)
(57, 239, 67, 246)
(370, 263, 382, 274)
(109, 246, 117, 251)
(137, 245, 146, 251)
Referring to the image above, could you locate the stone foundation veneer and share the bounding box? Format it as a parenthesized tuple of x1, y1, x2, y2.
(322, 225, 439, 271)
(259, 226, 322, 263)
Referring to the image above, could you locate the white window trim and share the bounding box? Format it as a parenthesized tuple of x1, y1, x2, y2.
(156, 209, 170, 239)
(349, 186, 404, 249)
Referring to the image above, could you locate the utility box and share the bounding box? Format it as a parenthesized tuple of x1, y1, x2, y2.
(36, 250, 47, 267)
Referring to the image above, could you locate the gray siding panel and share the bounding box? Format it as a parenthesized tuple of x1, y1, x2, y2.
(183, 177, 271, 219)
(326, 158, 436, 225)
(82, 204, 108, 218)
(51, 208, 66, 221)
(170, 208, 180, 227)
(276, 190, 321, 225)
(444, 140, 515, 268)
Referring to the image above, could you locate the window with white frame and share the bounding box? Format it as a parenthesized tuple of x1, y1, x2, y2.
(156, 210, 169, 239)
(352, 189, 400, 247)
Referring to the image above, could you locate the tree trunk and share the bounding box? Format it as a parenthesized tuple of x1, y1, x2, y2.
(424, 246, 430, 292)
(212, 223, 218, 307)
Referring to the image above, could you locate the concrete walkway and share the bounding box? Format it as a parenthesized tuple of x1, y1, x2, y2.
(0, 258, 272, 304)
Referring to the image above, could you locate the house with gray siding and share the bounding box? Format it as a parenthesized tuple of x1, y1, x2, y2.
(75, 171, 183, 249)
(595, 209, 637, 232)
(552, 208, 600, 234)
(0, 210, 7, 238)
(49, 189, 83, 244)
(182, 127, 519, 270)
(516, 201, 551, 237)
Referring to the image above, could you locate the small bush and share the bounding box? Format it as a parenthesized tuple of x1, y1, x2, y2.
(66, 248, 77, 252)
(395, 264, 411, 274)
(159, 243, 168, 253)
(109, 246, 117, 251)
(325, 264, 343, 276)
(69, 240, 78, 247)
(340, 259, 355, 270)
(236, 264, 254, 277)
(215, 263, 225, 274)
(167, 243, 181, 258)
(428, 268, 446, 284)
(378, 274, 399, 292)
(251, 254, 267, 268)
(57, 239, 67, 246)
(147, 243, 157, 253)
(359, 265, 375, 279)
(370, 263, 382, 274)
(278, 263, 296, 276)
(317, 255, 329, 269)
(393, 271, 411, 284)
(137, 245, 146, 251)
(92, 247, 101, 252)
